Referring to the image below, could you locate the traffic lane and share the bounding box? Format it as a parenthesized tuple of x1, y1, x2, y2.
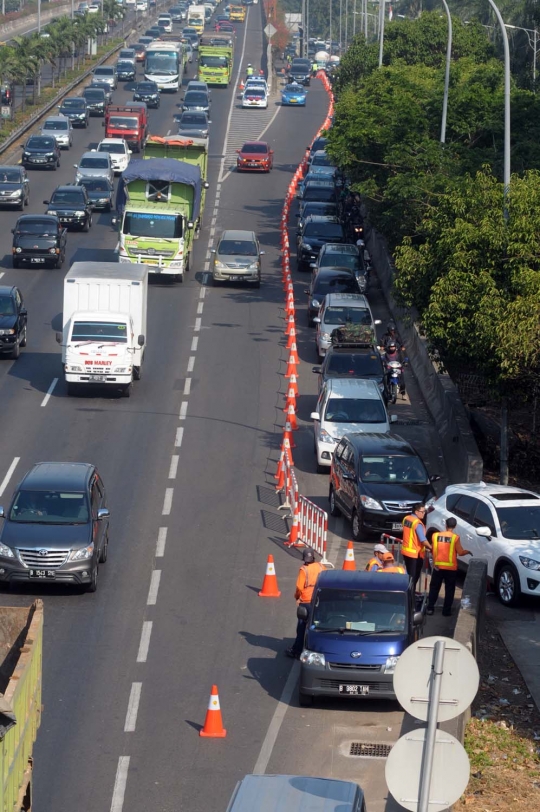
(117, 76, 333, 812)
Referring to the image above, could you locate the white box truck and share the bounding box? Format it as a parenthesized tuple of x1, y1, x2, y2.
(57, 261, 148, 398)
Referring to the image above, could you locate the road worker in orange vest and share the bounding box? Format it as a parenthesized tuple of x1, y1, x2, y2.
(286, 548, 325, 659)
(426, 517, 471, 617)
(377, 551, 406, 574)
(401, 503, 431, 588)
(365, 543, 388, 572)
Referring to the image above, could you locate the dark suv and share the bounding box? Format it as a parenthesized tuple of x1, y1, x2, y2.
(329, 433, 438, 541)
(11, 215, 67, 269)
(82, 86, 107, 116)
(0, 166, 30, 210)
(297, 215, 344, 272)
(0, 286, 27, 360)
(58, 96, 89, 127)
(44, 185, 93, 231)
(0, 462, 109, 593)
(21, 135, 61, 170)
(312, 337, 389, 402)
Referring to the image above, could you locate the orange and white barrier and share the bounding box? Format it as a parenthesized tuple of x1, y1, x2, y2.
(380, 533, 432, 591)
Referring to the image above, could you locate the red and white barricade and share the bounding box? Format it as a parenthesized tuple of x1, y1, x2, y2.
(380, 533, 432, 592)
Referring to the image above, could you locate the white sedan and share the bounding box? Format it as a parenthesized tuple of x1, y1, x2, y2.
(97, 138, 132, 174)
(242, 86, 268, 109)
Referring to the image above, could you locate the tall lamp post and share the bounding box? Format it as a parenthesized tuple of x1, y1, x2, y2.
(440, 0, 452, 143)
(487, 0, 511, 214)
(505, 23, 539, 87)
(378, 0, 385, 66)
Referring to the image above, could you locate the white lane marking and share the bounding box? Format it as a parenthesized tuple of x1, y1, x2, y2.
(175, 427, 184, 446)
(217, 7, 250, 183)
(187, 356, 195, 372)
(136, 621, 153, 663)
(257, 104, 282, 142)
(147, 570, 161, 605)
(202, 273, 209, 286)
(197, 302, 204, 314)
(162, 488, 174, 515)
(252, 661, 300, 774)
(40, 377, 58, 408)
(183, 378, 191, 395)
(199, 286, 206, 299)
(0, 273, 4, 280)
(168, 455, 179, 479)
(124, 682, 142, 732)
(191, 337, 198, 352)
(179, 401, 188, 420)
(166, 128, 171, 135)
(0, 457, 20, 498)
(156, 527, 167, 558)
(194, 317, 201, 331)
(110, 756, 130, 812)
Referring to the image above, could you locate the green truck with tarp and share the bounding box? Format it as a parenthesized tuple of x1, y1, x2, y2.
(198, 36, 234, 86)
(144, 134, 209, 214)
(0, 600, 43, 811)
(115, 158, 203, 282)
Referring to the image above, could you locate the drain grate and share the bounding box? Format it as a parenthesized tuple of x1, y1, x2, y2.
(349, 742, 392, 758)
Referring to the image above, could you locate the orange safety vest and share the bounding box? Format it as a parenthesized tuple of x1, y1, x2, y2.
(365, 557, 382, 572)
(432, 531, 459, 570)
(297, 562, 324, 603)
(378, 564, 406, 574)
(402, 514, 425, 559)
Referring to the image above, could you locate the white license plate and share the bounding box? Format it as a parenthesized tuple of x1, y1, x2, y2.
(29, 569, 56, 579)
(227, 275, 244, 281)
(88, 374, 106, 381)
(339, 684, 369, 695)
(392, 522, 403, 531)
(30, 258, 45, 263)
(32, 159, 46, 163)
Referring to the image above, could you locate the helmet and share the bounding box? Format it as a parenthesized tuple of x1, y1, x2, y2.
(387, 342, 397, 353)
(302, 548, 315, 563)
(382, 552, 395, 563)
(387, 322, 397, 334)
(247, 63, 252, 67)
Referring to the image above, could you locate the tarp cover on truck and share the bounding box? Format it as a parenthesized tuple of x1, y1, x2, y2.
(116, 158, 202, 219)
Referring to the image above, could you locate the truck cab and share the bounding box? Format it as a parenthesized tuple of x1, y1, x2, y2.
(104, 104, 148, 153)
(298, 570, 424, 706)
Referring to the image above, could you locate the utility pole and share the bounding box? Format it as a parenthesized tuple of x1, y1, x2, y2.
(37, 0, 41, 33)
(440, 0, 452, 144)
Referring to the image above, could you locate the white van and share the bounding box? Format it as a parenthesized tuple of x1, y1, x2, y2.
(311, 377, 396, 470)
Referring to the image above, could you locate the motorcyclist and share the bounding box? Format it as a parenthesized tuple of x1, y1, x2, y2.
(382, 321, 403, 350)
(384, 341, 406, 395)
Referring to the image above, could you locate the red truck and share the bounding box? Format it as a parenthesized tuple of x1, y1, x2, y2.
(103, 103, 148, 152)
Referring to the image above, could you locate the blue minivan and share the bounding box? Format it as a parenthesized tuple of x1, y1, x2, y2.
(297, 570, 424, 706)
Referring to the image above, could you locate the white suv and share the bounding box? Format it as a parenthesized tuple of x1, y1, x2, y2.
(97, 138, 131, 173)
(426, 482, 540, 606)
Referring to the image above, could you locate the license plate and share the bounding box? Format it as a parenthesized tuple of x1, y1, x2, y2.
(32, 158, 46, 163)
(29, 569, 56, 579)
(339, 684, 369, 695)
(30, 258, 45, 263)
(88, 374, 106, 381)
(248, 162, 259, 167)
(392, 522, 403, 531)
(227, 275, 244, 281)
(290, 99, 298, 103)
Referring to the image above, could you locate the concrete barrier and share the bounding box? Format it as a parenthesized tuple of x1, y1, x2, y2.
(366, 225, 483, 484)
(1, 2, 73, 37)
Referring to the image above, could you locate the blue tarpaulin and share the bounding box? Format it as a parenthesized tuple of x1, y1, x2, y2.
(116, 158, 201, 219)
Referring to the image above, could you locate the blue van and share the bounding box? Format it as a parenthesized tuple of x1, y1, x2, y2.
(297, 570, 424, 706)
(226, 775, 366, 812)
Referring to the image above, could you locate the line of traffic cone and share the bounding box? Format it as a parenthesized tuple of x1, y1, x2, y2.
(200, 685, 227, 738)
(282, 420, 296, 448)
(259, 554, 281, 597)
(342, 541, 356, 571)
(284, 404, 298, 431)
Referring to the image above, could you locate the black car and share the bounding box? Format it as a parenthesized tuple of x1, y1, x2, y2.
(76, 177, 114, 211)
(58, 96, 89, 127)
(0, 462, 110, 593)
(329, 433, 439, 540)
(133, 80, 160, 108)
(181, 90, 211, 113)
(289, 58, 311, 86)
(315, 244, 369, 291)
(44, 185, 93, 231)
(116, 60, 136, 81)
(313, 338, 389, 402)
(11, 215, 66, 269)
(296, 201, 338, 236)
(308, 135, 328, 156)
(82, 86, 107, 116)
(89, 81, 113, 103)
(299, 182, 338, 212)
(0, 166, 30, 210)
(305, 268, 360, 326)
(169, 5, 184, 21)
(296, 215, 344, 271)
(147, 25, 165, 37)
(21, 136, 61, 170)
(0, 286, 27, 360)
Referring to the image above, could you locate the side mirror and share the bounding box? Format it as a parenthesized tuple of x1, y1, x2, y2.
(102, 121, 105, 126)
(138, 334, 145, 347)
(259, 251, 265, 256)
(43, 200, 49, 205)
(304, 288, 310, 294)
(55, 331, 63, 344)
(390, 414, 398, 423)
(413, 611, 423, 626)
(10, 228, 14, 234)
(476, 526, 492, 539)
(97, 508, 110, 520)
(111, 217, 117, 225)
(429, 474, 441, 482)
(310, 411, 320, 420)
(203, 181, 209, 189)
(187, 220, 194, 229)
(297, 604, 309, 621)
(236, 149, 240, 153)
(312, 366, 322, 373)
(374, 319, 382, 325)
(309, 262, 316, 268)
(0, 507, 4, 519)
(313, 317, 321, 324)
(73, 164, 78, 168)
(20, 144, 24, 148)
(128, 149, 133, 154)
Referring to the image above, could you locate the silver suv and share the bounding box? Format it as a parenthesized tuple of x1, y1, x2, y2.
(212, 229, 264, 288)
(92, 65, 117, 90)
(40, 116, 73, 149)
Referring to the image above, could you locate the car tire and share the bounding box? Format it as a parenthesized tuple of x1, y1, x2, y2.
(24, 193, 29, 206)
(83, 216, 91, 232)
(298, 690, 313, 707)
(121, 382, 132, 398)
(329, 486, 341, 517)
(99, 533, 109, 563)
(12, 259, 19, 269)
(496, 562, 521, 607)
(20, 326, 27, 348)
(10, 340, 20, 360)
(17, 199, 24, 211)
(55, 253, 63, 269)
(351, 509, 363, 542)
(86, 565, 98, 593)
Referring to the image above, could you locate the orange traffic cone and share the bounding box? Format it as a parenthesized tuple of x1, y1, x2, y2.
(280, 435, 294, 464)
(259, 554, 281, 597)
(288, 342, 299, 365)
(285, 403, 298, 431)
(285, 354, 298, 378)
(283, 386, 296, 410)
(288, 373, 299, 396)
(342, 541, 356, 571)
(287, 506, 300, 545)
(285, 314, 296, 335)
(238, 78, 245, 92)
(282, 420, 296, 448)
(199, 685, 227, 738)
(274, 449, 286, 490)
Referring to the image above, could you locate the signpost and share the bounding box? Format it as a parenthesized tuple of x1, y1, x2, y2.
(264, 22, 277, 39)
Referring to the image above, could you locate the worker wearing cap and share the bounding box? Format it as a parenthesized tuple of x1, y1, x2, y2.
(366, 544, 387, 572)
(402, 503, 431, 588)
(377, 552, 406, 574)
(286, 548, 325, 659)
(426, 517, 471, 617)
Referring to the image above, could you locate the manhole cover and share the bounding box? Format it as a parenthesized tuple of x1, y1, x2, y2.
(349, 742, 392, 758)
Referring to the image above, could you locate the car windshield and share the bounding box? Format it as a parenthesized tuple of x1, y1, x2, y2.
(80, 157, 109, 168)
(360, 455, 427, 484)
(304, 223, 343, 239)
(302, 204, 337, 219)
(326, 353, 381, 376)
(245, 89, 265, 97)
(495, 506, 540, 539)
(146, 54, 178, 74)
(0, 296, 15, 315)
(218, 239, 257, 256)
(72, 320, 128, 343)
(80, 179, 111, 191)
(27, 137, 55, 148)
(95, 68, 114, 76)
(99, 143, 125, 154)
(313, 589, 407, 633)
(304, 188, 335, 202)
(242, 144, 267, 154)
(44, 120, 68, 130)
(123, 211, 183, 238)
(313, 276, 357, 295)
(322, 255, 362, 271)
(117, 61, 134, 70)
(0, 169, 21, 182)
(62, 99, 85, 108)
(180, 113, 207, 125)
(312, 154, 333, 166)
(324, 306, 371, 325)
(16, 219, 56, 234)
(84, 90, 104, 99)
(185, 92, 209, 103)
(137, 83, 157, 92)
(285, 84, 303, 92)
(325, 397, 386, 423)
(9, 490, 89, 524)
(52, 190, 84, 204)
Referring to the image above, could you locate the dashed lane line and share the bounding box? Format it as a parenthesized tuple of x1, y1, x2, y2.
(40, 377, 58, 408)
(175, 427, 184, 446)
(183, 378, 191, 395)
(191, 337, 198, 352)
(179, 402, 188, 420)
(136, 621, 153, 663)
(124, 683, 142, 733)
(0, 457, 20, 498)
(194, 317, 201, 331)
(162, 488, 174, 516)
(168, 455, 179, 479)
(155, 528, 167, 558)
(110, 756, 130, 812)
(187, 356, 195, 372)
(147, 570, 161, 606)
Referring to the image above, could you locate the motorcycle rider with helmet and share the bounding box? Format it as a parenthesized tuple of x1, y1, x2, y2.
(384, 340, 407, 396)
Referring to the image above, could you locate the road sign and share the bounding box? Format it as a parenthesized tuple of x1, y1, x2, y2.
(264, 23, 277, 38)
(393, 636, 479, 722)
(385, 728, 470, 812)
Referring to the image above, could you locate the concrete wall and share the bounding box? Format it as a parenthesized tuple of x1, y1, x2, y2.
(366, 225, 484, 484)
(1, 2, 73, 37)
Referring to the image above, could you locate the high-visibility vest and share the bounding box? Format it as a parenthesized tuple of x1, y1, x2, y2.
(365, 557, 382, 572)
(402, 514, 424, 559)
(298, 562, 324, 603)
(379, 564, 406, 574)
(432, 531, 459, 570)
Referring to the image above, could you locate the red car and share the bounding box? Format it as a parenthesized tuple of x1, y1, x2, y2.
(236, 141, 274, 172)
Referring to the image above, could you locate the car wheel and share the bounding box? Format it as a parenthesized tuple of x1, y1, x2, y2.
(86, 565, 98, 593)
(55, 253, 63, 269)
(24, 193, 29, 206)
(20, 326, 27, 348)
(298, 690, 313, 707)
(83, 216, 91, 232)
(496, 562, 521, 607)
(121, 382, 132, 398)
(329, 486, 341, 517)
(12, 259, 19, 269)
(18, 198, 24, 211)
(351, 510, 363, 541)
(10, 340, 20, 360)
(99, 532, 109, 563)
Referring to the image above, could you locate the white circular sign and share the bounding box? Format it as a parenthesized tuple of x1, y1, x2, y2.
(385, 728, 470, 812)
(393, 636, 479, 722)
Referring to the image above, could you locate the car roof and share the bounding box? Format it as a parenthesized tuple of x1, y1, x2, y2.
(344, 432, 416, 455)
(43, 115, 69, 123)
(16, 214, 58, 222)
(0, 285, 18, 297)
(18, 462, 95, 492)
(326, 378, 381, 398)
(324, 293, 369, 306)
(304, 215, 341, 224)
(317, 569, 410, 592)
(322, 243, 359, 254)
(219, 229, 257, 241)
(443, 483, 540, 507)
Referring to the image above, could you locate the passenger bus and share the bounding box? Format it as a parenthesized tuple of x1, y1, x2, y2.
(144, 42, 183, 91)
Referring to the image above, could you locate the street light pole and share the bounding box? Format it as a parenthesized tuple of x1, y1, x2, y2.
(329, 0, 332, 51)
(37, 0, 41, 33)
(505, 23, 539, 88)
(440, 0, 452, 144)
(378, 0, 385, 66)
(487, 0, 511, 215)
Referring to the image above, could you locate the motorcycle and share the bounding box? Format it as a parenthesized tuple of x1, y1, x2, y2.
(386, 360, 405, 404)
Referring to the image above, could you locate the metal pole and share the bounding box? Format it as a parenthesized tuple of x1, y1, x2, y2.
(329, 0, 332, 50)
(534, 28, 537, 86)
(487, 0, 510, 216)
(500, 398, 509, 485)
(353, 0, 356, 37)
(378, 0, 385, 66)
(440, 0, 452, 144)
(364, 0, 368, 41)
(339, 0, 342, 51)
(345, 0, 348, 48)
(418, 640, 446, 812)
(37, 0, 40, 33)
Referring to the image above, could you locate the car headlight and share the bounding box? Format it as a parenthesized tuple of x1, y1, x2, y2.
(113, 366, 128, 373)
(97, 198, 108, 204)
(70, 543, 94, 561)
(214, 260, 226, 269)
(248, 262, 259, 270)
(360, 495, 384, 510)
(0, 542, 14, 559)
(301, 243, 312, 251)
(68, 365, 82, 372)
(47, 210, 57, 215)
(15, 247, 22, 253)
(10, 189, 22, 196)
(319, 428, 336, 443)
(311, 299, 320, 308)
(321, 332, 331, 341)
(300, 650, 325, 666)
(49, 247, 58, 254)
(75, 211, 85, 216)
(0, 329, 14, 335)
(519, 556, 540, 571)
(384, 656, 400, 674)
